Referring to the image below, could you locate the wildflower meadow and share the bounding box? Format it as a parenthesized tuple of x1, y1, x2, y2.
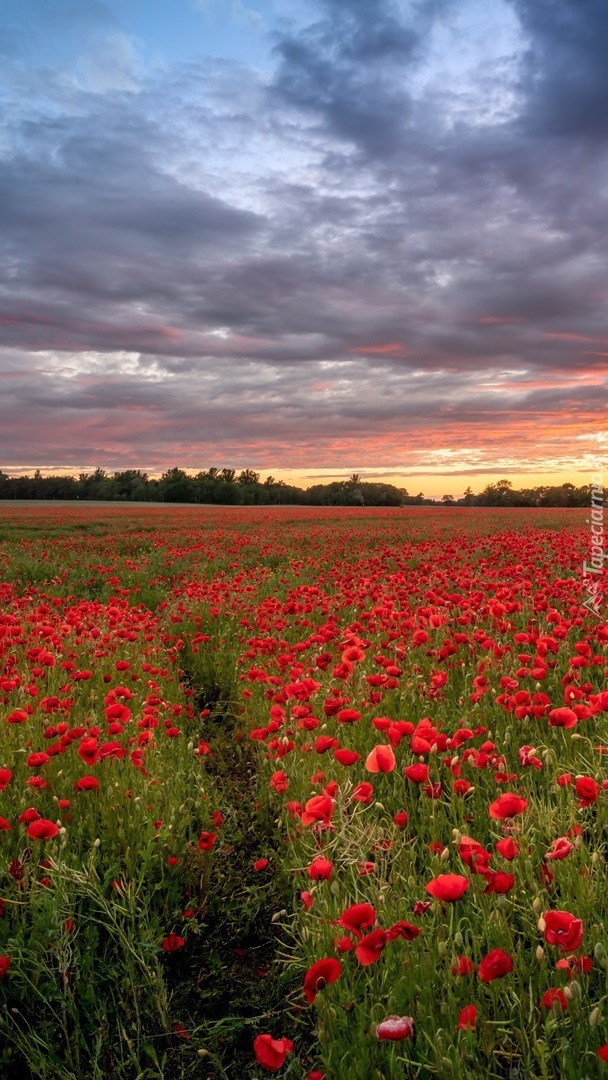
(0, 503, 607, 1080)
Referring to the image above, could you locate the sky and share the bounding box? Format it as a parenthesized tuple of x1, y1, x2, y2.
(1, 0, 607, 497)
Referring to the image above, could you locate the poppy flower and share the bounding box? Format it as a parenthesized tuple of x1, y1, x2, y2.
(253, 1034, 294, 1072)
(303, 957, 341, 1004)
(365, 744, 396, 773)
(488, 793, 528, 820)
(455, 1005, 477, 1030)
(545, 837, 574, 861)
(0, 769, 12, 790)
(352, 782, 374, 804)
(253, 858, 269, 872)
(541, 988, 568, 1010)
(404, 763, 429, 784)
(385, 920, 421, 941)
(393, 811, 408, 827)
(269, 771, 288, 793)
(75, 775, 99, 791)
(598, 1045, 608, 1062)
(197, 831, 216, 851)
(477, 948, 513, 982)
(542, 910, 583, 951)
(376, 1015, 414, 1040)
(457, 836, 491, 874)
(337, 708, 361, 724)
(575, 776, 601, 807)
(26, 819, 59, 841)
(426, 874, 469, 902)
(548, 708, 578, 729)
(495, 837, 519, 860)
(307, 855, 333, 881)
(483, 871, 515, 895)
(355, 928, 388, 965)
(301, 795, 334, 828)
(0, 956, 11, 978)
(161, 933, 185, 952)
(334, 749, 361, 766)
(334, 903, 376, 940)
(451, 956, 475, 976)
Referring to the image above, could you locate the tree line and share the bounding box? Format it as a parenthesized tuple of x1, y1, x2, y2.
(0, 469, 596, 507)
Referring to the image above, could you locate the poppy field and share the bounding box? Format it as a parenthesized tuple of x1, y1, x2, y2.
(0, 503, 607, 1079)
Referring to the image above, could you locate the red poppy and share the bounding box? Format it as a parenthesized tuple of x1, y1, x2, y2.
(352, 782, 374, 804)
(301, 794, 334, 827)
(386, 920, 421, 941)
(426, 874, 469, 902)
(253, 1034, 294, 1072)
(455, 1005, 477, 1030)
(0, 769, 12, 790)
(270, 771, 288, 793)
(483, 871, 515, 895)
(477, 948, 513, 982)
(543, 910, 583, 951)
(541, 988, 568, 1010)
(161, 933, 185, 952)
(365, 744, 396, 773)
(197, 831, 216, 851)
(545, 837, 574, 861)
(548, 707, 578, 729)
(337, 708, 361, 724)
(307, 855, 333, 880)
(334, 903, 376, 940)
(376, 1015, 414, 1040)
(488, 793, 528, 820)
(452, 956, 474, 976)
(404, 763, 429, 784)
(575, 776, 601, 807)
(303, 957, 341, 1004)
(26, 819, 59, 840)
(457, 836, 491, 874)
(334, 749, 361, 766)
(495, 837, 519, 860)
(355, 928, 388, 965)
(0, 956, 11, 977)
(75, 775, 99, 791)
(598, 1045, 608, 1062)
(253, 858, 269, 872)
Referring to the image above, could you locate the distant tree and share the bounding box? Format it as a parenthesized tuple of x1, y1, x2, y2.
(442, 494, 455, 504)
(160, 468, 193, 503)
(237, 469, 260, 486)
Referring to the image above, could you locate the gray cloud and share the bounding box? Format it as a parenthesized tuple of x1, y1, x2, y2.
(0, 0, 607, 475)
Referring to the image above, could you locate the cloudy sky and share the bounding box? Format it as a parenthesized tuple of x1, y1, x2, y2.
(1, 0, 607, 495)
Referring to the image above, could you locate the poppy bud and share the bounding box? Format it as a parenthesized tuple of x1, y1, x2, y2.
(589, 1007, 601, 1027)
(532, 898, 542, 914)
(594, 942, 607, 967)
(537, 917, 546, 933)
(536, 946, 544, 961)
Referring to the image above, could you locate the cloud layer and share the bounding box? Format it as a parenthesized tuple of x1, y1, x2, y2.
(1, 0, 607, 482)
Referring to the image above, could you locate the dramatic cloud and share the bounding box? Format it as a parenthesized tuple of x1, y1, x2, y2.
(0, 0, 606, 489)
